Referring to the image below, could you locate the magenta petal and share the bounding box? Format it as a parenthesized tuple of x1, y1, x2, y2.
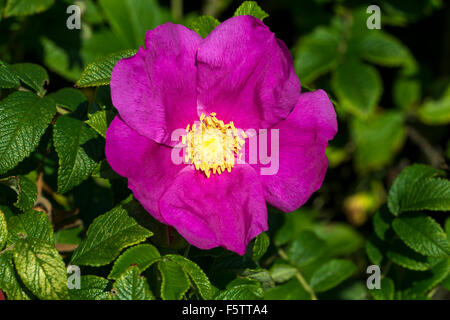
(252, 89, 338, 212)
(159, 165, 268, 255)
(110, 23, 202, 146)
(196, 15, 300, 131)
(105, 116, 184, 222)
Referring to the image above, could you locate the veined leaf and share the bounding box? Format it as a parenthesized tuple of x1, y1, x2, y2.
(233, 1, 269, 21)
(0, 92, 56, 174)
(166, 254, 218, 300)
(189, 16, 220, 38)
(252, 232, 270, 261)
(386, 240, 430, 271)
(270, 263, 297, 283)
(76, 49, 137, 87)
(216, 284, 263, 300)
(86, 110, 115, 138)
(4, 0, 54, 17)
(406, 259, 450, 296)
(13, 238, 69, 300)
(69, 275, 109, 300)
(7, 210, 53, 246)
(47, 88, 87, 112)
(388, 164, 450, 215)
(53, 114, 102, 194)
(373, 205, 395, 241)
(10, 63, 49, 96)
(111, 266, 153, 300)
(0, 209, 7, 250)
(0, 251, 31, 300)
(158, 259, 190, 300)
(108, 244, 160, 280)
(310, 259, 357, 293)
(0, 60, 20, 88)
(287, 230, 326, 267)
(71, 206, 152, 266)
(392, 213, 450, 257)
(2, 175, 37, 211)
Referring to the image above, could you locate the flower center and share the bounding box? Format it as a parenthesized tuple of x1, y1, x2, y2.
(183, 112, 246, 178)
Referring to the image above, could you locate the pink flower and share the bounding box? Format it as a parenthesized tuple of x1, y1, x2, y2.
(105, 16, 337, 255)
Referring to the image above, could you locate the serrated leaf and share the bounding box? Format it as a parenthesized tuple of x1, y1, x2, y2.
(357, 31, 411, 67)
(76, 50, 137, 87)
(0, 60, 20, 88)
(166, 254, 218, 300)
(108, 244, 160, 280)
(388, 164, 450, 215)
(158, 259, 190, 300)
(189, 16, 220, 38)
(47, 88, 87, 112)
(351, 111, 406, 171)
(86, 110, 114, 138)
(386, 239, 430, 271)
(373, 205, 395, 241)
(3, 175, 37, 211)
(10, 63, 49, 96)
(294, 27, 339, 84)
(406, 259, 450, 295)
(0, 209, 7, 250)
(233, 1, 268, 21)
(252, 232, 269, 261)
(7, 210, 53, 246)
(216, 284, 263, 300)
(310, 259, 357, 293)
(0, 251, 31, 300)
(392, 213, 450, 257)
(0, 92, 56, 174)
(69, 275, 109, 300)
(332, 60, 382, 118)
(13, 238, 69, 300)
(270, 263, 297, 283)
(4, 0, 54, 17)
(53, 114, 102, 194)
(369, 277, 394, 300)
(71, 206, 152, 266)
(111, 266, 153, 300)
(287, 230, 326, 267)
(264, 278, 310, 300)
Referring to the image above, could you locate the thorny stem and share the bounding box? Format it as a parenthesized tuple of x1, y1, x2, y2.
(278, 248, 318, 300)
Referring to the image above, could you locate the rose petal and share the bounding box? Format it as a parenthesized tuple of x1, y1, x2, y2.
(105, 116, 185, 222)
(196, 15, 300, 132)
(110, 23, 202, 146)
(250, 89, 337, 212)
(159, 165, 268, 255)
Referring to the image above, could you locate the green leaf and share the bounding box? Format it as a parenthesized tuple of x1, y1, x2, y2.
(3, 176, 37, 211)
(53, 114, 102, 194)
(158, 259, 190, 300)
(386, 240, 430, 271)
(216, 284, 263, 300)
(392, 213, 450, 257)
(189, 16, 220, 38)
(406, 259, 450, 295)
(357, 32, 411, 67)
(287, 230, 326, 267)
(86, 110, 115, 138)
(264, 278, 310, 300)
(388, 164, 450, 215)
(233, 1, 268, 21)
(369, 277, 395, 300)
(0, 92, 56, 174)
(332, 60, 382, 118)
(7, 210, 53, 246)
(76, 50, 137, 88)
(0, 251, 31, 300)
(111, 266, 154, 300)
(0, 209, 7, 250)
(417, 86, 450, 125)
(310, 259, 357, 293)
(54, 227, 82, 245)
(270, 263, 297, 283)
(366, 235, 385, 265)
(13, 238, 69, 300)
(294, 27, 339, 84)
(252, 232, 270, 261)
(0, 60, 20, 88)
(393, 75, 421, 110)
(47, 88, 87, 112)
(351, 111, 406, 171)
(4, 0, 54, 17)
(71, 206, 152, 266)
(312, 222, 364, 257)
(166, 254, 218, 300)
(10, 63, 49, 96)
(373, 205, 395, 241)
(108, 244, 160, 280)
(69, 275, 109, 300)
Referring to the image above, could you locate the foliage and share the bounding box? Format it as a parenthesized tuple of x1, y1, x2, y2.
(0, 0, 449, 301)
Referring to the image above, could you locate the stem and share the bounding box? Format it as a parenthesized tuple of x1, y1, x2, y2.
(407, 126, 447, 169)
(183, 244, 191, 258)
(278, 249, 318, 300)
(171, 0, 183, 22)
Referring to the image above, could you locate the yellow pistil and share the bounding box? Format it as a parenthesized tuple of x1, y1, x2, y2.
(184, 113, 245, 178)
